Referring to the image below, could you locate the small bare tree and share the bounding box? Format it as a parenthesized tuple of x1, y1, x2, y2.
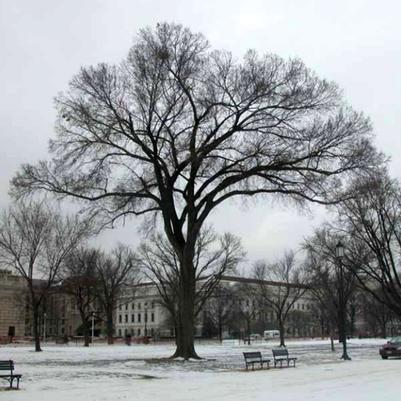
(254, 251, 308, 347)
(138, 229, 243, 357)
(335, 175, 401, 319)
(304, 227, 358, 359)
(231, 282, 260, 344)
(62, 248, 98, 346)
(359, 290, 396, 338)
(0, 201, 92, 351)
(94, 244, 138, 344)
(203, 283, 237, 342)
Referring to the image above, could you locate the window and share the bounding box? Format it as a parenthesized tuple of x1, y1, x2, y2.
(151, 301, 155, 309)
(119, 304, 122, 311)
(138, 328, 141, 336)
(138, 303, 141, 309)
(118, 329, 122, 336)
(131, 314, 135, 323)
(132, 303, 135, 309)
(125, 315, 128, 323)
(125, 304, 128, 311)
(118, 314, 122, 323)
(151, 312, 155, 322)
(138, 313, 141, 323)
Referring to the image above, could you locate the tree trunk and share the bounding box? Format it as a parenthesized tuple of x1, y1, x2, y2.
(171, 254, 200, 360)
(218, 322, 223, 343)
(279, 319, 285, 347)
(32, 304, 42, 352)
(106, 309, 114, 344)
(329, 322, 335, 351)
(320, 318, 325, 339)
(381, 321, 387, 339)
(78, 308, 90, 347)
(246, 318, 251, 345)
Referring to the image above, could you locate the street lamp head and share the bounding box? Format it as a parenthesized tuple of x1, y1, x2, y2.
(335, 241, 345, 258)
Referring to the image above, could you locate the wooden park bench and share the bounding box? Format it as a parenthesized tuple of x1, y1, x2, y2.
(243, 351, 270, 371)
(0, 360, 22, 389)
(272, 348, 297, 368)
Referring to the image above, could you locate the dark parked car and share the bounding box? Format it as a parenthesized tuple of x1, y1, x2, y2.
(379, 336, 401, 359)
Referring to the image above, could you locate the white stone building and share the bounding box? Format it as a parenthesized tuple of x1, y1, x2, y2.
(114, 284, 170, 338)
(114, 276, 317, 339)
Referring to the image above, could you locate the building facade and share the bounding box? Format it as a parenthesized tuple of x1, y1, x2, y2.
(0, 270, 26, 340)
(114, 276, 317, 340)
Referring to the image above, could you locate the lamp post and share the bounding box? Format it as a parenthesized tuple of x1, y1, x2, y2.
(335, 241, 351, 360)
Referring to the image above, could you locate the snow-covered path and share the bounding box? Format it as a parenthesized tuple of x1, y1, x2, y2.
(0, 339, 399, 400)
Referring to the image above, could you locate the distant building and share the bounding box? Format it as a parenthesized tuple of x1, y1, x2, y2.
(3, 269, 389, 342)
(0, 270, 26, 340)
(114, 276, 317, 340)
(114, 283, 176, 338)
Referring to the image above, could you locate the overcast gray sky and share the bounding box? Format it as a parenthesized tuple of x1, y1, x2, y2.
(1, 0, 400, 263)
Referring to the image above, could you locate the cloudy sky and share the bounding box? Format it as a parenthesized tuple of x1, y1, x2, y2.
(1, 0, 400, 264)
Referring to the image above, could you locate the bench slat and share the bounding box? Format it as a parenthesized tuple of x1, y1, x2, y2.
(0, 360, 21, 389)
(243, 352, 270, 371)
(272, 349, 297, 368)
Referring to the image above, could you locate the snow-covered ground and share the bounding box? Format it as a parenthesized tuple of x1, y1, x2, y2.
(0, 338, 399, 400)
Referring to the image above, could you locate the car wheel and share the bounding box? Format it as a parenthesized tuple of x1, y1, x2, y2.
(381, 355, 388, 360)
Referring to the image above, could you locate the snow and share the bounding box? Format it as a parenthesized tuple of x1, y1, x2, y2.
(1, 338, 399, 401)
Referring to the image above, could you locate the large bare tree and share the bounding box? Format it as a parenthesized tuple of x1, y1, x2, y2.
(0, 201, 92, 351)
(11, 23, 380, 358)
(138, 229, 243, 356)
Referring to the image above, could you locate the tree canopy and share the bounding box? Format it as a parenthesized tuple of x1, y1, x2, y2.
(11, 23, 382, 358)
